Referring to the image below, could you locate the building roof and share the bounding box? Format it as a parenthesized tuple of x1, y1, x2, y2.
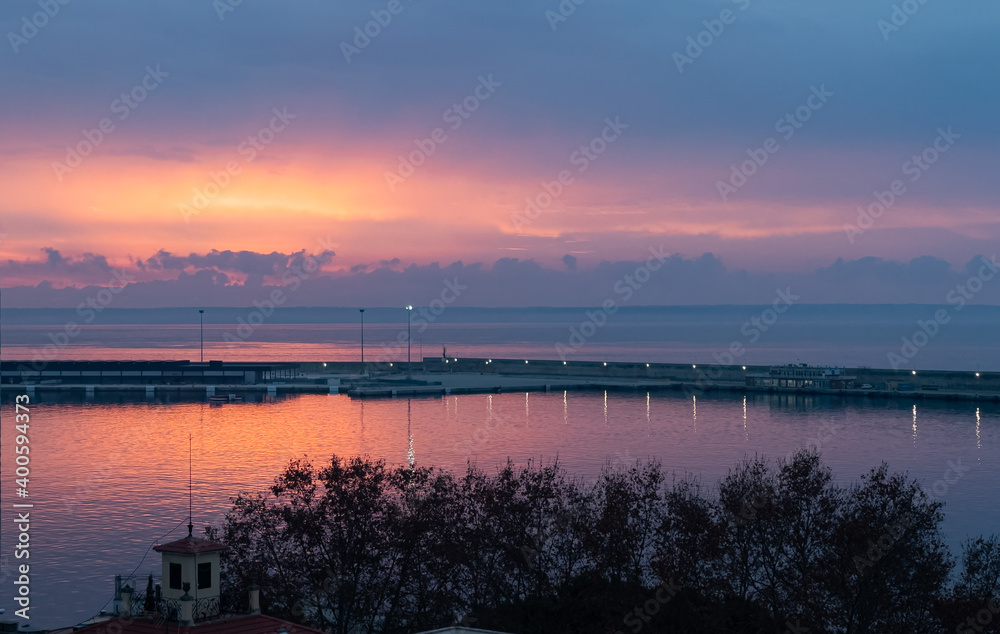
(72, 613, 328, 634)
(153, 534, 227, 555)
(420, 625, 506, 634)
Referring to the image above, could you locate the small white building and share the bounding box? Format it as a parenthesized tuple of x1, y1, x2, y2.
(67, 523, 328, 634)
(746, 364, 857, 389)
(151, 526, 226, 620)
(62, 521, 513, 634)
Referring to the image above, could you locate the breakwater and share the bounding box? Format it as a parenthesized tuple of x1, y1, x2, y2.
(414, 358, 1000, 393)
(2, 358, 998, 401)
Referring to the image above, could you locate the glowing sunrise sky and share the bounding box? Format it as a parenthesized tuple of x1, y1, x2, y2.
(1, 0, 998, 305)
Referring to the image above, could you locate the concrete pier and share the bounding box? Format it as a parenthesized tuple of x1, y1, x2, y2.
(2, 358, 999, 402)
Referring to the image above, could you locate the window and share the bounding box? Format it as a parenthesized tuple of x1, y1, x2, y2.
(169, 563, 182, 590)
(197, 562, 212, 589)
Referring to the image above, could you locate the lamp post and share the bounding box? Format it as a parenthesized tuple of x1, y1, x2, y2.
(198, 309, 204, 362)
(405, 305, 413, 379)
(359, 308, 365, 368)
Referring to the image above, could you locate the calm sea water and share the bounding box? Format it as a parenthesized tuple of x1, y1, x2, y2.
(0, 390, 997, 629)
(2, 305, 1000, 369)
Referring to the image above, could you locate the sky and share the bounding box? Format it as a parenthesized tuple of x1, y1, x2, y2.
(1, 0, 998, 306)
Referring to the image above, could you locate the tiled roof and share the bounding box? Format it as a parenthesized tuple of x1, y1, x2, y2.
(420, 625, 505, 634)
(153, 534, 227, 554)
(72, 613, 328, 633)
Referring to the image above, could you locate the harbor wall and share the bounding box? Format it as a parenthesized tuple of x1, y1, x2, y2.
(4, 358, 999, 395)
(410, 358, 1000, 393)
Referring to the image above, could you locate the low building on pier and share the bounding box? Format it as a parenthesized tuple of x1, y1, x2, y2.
(746, 364, 857, 390)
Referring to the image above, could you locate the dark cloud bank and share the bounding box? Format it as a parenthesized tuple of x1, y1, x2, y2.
(2, 249, 999, 309)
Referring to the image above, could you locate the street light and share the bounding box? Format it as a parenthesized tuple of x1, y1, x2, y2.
(405, 305, 413, 378)
(198, 309, 204, 362)
(359, 308, 365, 367)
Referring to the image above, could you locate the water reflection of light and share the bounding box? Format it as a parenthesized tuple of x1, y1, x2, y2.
(743, 396, 747, 439)
(692, 395, 697, 430)
(29, 391, 999, 633)
(407, 399, 414, 470)
(359, 400, 366, 452)
(603, 391, 608, 425)
(912, 404, 918, 445)
(563, 390, 568, 424)
(646, 392, 650, 427)
(525, 392, 530, 421)
(976, 408, 981, 453)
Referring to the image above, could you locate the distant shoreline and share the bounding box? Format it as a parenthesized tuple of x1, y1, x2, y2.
(4, 303, 1000, 325)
